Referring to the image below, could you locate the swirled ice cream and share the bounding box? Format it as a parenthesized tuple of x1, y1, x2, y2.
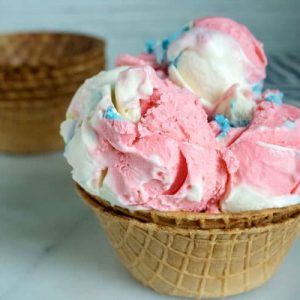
(62, 16, 300, 213)
(167, 17, 267, 102)
(61, 65, 227, 212)
(167, 18, 267, 122)
(221, 100, 300, 212)
(117, 17, 267, 126)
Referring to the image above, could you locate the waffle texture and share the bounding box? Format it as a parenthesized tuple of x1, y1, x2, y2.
(77, 185, 300, 298)
(0, 32, 105, 153)
(77, 184, 300, 230)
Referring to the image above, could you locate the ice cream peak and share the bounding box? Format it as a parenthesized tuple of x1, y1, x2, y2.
(193, 17, 267, 83)
(62, 65, 165, 126)
(114, 66, 161, 122)
(166, 17, 267, 117)
(61, 65, 226, 212)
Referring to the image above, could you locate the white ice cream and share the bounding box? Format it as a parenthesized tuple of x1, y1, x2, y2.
(60, 66, 157, 202)
(167, 27, 250, 114)
(221, 184, 300, 213)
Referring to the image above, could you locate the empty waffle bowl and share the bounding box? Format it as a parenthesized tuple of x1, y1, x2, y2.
(0, 32, 105, 153)
(77, 184, 300, 299)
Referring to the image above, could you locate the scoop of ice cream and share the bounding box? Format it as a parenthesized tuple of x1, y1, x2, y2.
(221, 101, 300, 212)
(167, 17, 267, 117)
(61, 66, 227, 212)
(61, 17, 299, 214)
(193, 17, 267, 83)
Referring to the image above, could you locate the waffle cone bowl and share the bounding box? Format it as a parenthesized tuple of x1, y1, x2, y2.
(77, 184, 300, 298)
(0, 32, 105, 153)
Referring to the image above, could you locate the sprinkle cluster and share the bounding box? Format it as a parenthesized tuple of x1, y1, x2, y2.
(214, 114, 231, 138)
(145, 23, 192, 63)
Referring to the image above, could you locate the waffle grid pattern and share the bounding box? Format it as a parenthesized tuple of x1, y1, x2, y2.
(97, 207, 299, 298)
(77, 186, 300, 298)
(77, 184, 300, 230)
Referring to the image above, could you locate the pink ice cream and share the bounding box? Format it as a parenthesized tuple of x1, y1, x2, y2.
(115, 53, 158, 69)
(61, 65, 226, 212)
(193, 17, 267, 83)
(221, 101, 300, 212)
(166, 17, 267, 119)
(62, 16, 300, 213)
(116, 17, 267, 124)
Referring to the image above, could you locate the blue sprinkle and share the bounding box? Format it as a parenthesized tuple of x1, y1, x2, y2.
(214, 114, 231, 138)
(160, 23, 192, 63)
(265, 91, 283, 105)
(182, 24, 191, 33)
(161, 39, 170, 50)
(144, 39, 157, 54)
(251, 81, 264, 97)
(103, 106, 122, 121)
(166, 24, 191, 46)
(169, 52, 183, 67)
(144, 23, 192, 64)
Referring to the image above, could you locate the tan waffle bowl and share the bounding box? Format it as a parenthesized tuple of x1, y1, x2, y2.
(77, 184, 300, 299)
(0, 32, 105, 154)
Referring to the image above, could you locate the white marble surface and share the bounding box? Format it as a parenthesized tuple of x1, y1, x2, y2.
(0, 153, 299, 300)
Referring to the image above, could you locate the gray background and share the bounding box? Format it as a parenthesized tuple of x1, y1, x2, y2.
(0, 1, 299, 300)
(0, 0, 300, 66)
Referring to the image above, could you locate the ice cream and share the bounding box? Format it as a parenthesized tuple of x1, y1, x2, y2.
(62, 16, 300, 214)
(116, 17, 267, 126)
(61, 65, 226, 212)
(221, 100, 300, 212)
(166, 17, 267, 118)
(60, 16, 300, 300)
